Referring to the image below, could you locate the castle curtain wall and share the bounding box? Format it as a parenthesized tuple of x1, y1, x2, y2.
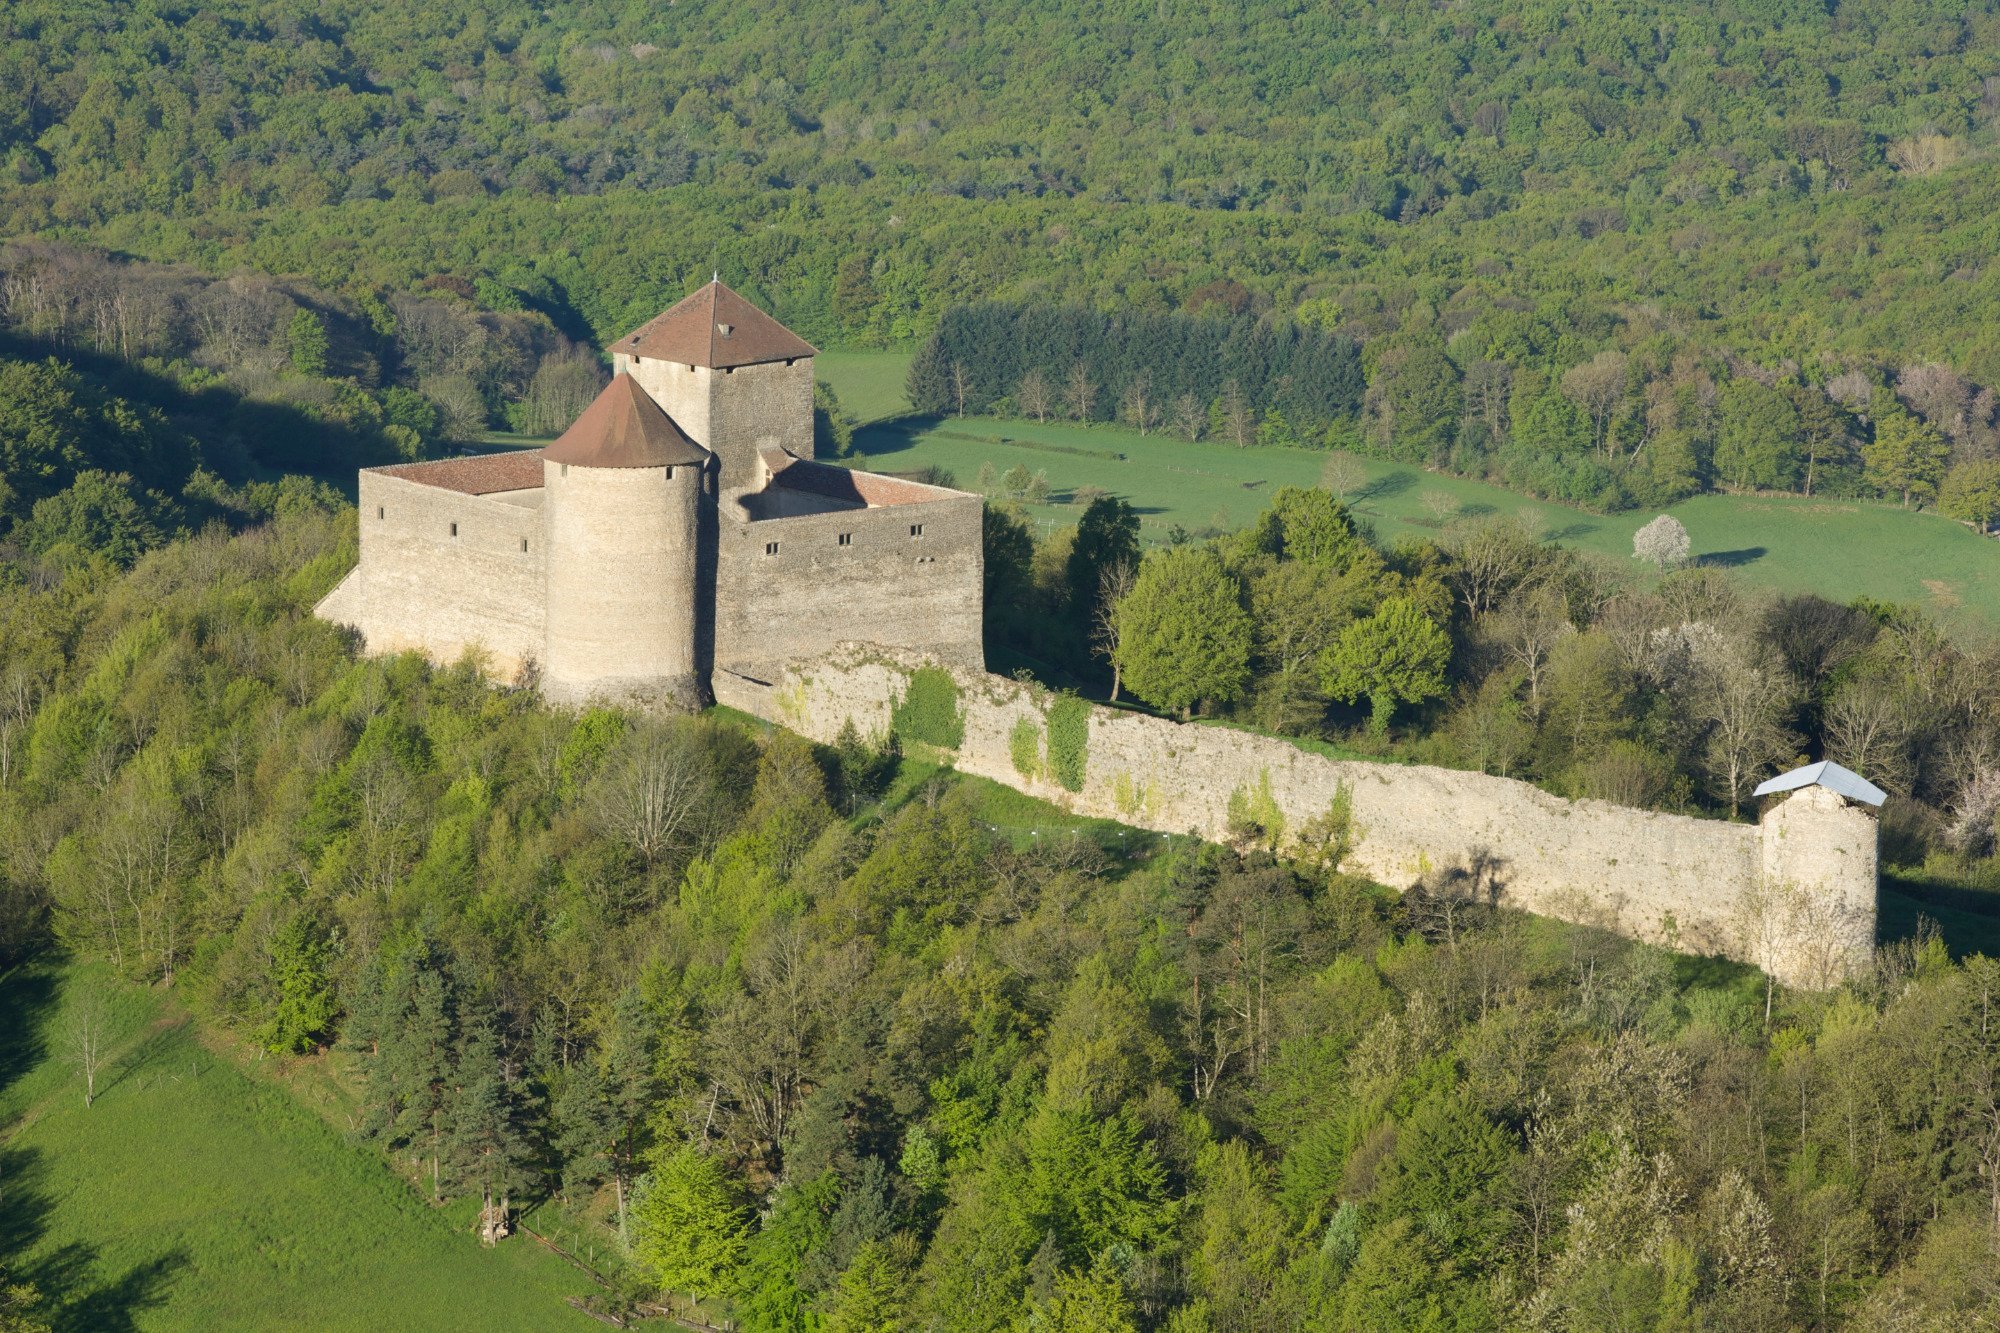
(714, 646, 1880, 989)
(316, 471, 545, 679)
(713, 494, 985, 679)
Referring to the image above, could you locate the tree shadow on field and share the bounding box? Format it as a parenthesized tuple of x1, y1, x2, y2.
(1700, 547, 1768, 568)
(0, 962, 56, 1101)
(91, 1017, 188, 1103)
(1547, 521, 1600, 541)
(1352, 470, 1416, 504)
(41, 1249, 187, 1333)
(0, 962, 189, 1331)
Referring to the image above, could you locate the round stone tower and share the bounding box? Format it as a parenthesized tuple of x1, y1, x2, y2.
(541, 373, 713, 709)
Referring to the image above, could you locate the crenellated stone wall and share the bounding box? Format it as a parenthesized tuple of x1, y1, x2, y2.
(714, 645, 1880, 988)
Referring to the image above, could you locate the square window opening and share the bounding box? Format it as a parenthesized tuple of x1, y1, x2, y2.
(838, 532, 852, 546)
(910, 523, 924, 538)
(765, 541, 780, 556)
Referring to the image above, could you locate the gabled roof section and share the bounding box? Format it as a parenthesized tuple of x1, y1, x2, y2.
(544, 374, 711, 469)
(1753, 760, 1888, 808)
(610, 279, 819, 368)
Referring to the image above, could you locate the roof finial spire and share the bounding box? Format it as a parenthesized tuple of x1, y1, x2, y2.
(712, 269, 719, 284)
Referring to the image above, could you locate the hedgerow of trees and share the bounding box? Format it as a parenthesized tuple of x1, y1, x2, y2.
(910, 298, 2000, 519)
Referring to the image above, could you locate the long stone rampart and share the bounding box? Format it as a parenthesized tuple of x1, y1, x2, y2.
(714, 645, 1879, 988)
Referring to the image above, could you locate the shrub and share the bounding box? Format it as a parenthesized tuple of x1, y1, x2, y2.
(891, 666, 964, 751)
(1045, 693, 1090, 792)
(1010, 716, 1042, 779)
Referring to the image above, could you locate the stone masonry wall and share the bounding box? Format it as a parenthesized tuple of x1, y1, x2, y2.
(713, 495, 984, 680)
(714, 645, 1879, 987)
(615, 354, 814, 494)
(316, 471, 544, 680)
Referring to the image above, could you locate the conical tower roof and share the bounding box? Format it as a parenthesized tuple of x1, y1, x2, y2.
(543, 374, 711, 469)
(610, 278, 819, 368)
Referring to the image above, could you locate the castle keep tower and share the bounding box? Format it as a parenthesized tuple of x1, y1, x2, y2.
(540, 374, 713, 709)
(609, 279, 818, 496)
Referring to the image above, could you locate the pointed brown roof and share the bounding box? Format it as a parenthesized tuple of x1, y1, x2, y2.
(610, 279, 819, 368)
(543, 374, 710, 469)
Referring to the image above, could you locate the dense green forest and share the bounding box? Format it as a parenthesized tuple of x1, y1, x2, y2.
(5, 483, 2000, 1329)
(13, 0, 2000, 520)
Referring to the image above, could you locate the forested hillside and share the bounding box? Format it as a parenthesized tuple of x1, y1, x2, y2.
(5, 494, 2000, 1329)
(5, 0, 2000, 372)
(13, 2, 2000, 527)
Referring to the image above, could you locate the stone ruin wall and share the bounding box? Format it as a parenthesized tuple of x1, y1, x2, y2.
(315, 471, 544, 682)
(714, 645, 1880, 988)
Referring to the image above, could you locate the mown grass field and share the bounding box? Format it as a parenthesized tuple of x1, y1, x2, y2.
(0, 961, 599, 1332)
(815, 352, 2000, 632)
(813, 350, 914, 424)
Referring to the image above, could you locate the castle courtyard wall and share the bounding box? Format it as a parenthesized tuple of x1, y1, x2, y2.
(713, 496, 984, 681)
(714, 646, 1878, 988)
(315, 471, 545, 680)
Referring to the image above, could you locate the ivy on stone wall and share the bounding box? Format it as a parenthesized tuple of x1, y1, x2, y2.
(1010, 716, 1042, 780)
(1045, 693, 1090, 792)
(1226, 768, 1286, 850)
(891, 666, 965, 751)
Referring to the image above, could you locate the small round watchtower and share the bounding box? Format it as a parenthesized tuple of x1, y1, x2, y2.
(541, 373, 713, 709)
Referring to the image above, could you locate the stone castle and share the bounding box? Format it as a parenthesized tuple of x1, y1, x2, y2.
(316, 280, 984, 707)
(318, 282, 1883, 988)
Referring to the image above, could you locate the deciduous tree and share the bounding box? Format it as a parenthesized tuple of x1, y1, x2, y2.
(1115, 548, 1252, 719)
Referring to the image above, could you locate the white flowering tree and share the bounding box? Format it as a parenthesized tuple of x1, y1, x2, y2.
(1633, 514, 1692, 569)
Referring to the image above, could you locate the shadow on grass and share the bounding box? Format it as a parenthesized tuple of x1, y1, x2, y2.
(0, 961, 192, 1329)
(1353, 470, 1416, 503)
(1547, 521, 1600, 541)
(1700, 546, 1769, 568)
(0, 962, 56, 1101)
(33, 1243, 187, 1333)
(92, 1018, 189, 1105)
(1880, 869, 2000, 958)
(852, 417, 939, 460)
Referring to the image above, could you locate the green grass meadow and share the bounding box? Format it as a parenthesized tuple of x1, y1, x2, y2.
(0, 961, 598, 1332)
(812, 350, 914, 424)
(815, 352, 2000, 632)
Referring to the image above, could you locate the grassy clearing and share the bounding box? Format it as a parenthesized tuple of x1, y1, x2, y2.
(0, 960, 599, 1332)
(812, 349, 2000, 629)
(813, 350, 913, 424)
(844, 411, 2000, 631)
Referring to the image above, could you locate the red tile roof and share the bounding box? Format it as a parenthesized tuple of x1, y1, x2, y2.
(374, 449, 547, 495)
(610, 279, 819, 369)
(544, 374, 711, 469)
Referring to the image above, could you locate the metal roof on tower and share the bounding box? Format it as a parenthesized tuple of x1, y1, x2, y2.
(610, 279, 819, 368)
(543, 373, 711, 468)
(1752, 760, 1888, 808)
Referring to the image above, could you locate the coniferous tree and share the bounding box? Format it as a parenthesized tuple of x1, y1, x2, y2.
(388, 965, 455, 1202)
(445, 1011, 529, 1243)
